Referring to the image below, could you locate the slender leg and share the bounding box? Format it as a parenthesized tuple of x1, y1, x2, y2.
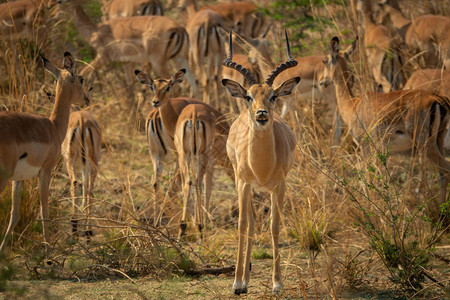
(233, 180, 251, 295)
(367, 49, 392, 93)
(178, 154, 190, 239)
(85, 171, 95, 241)
(194, 167, 203, 239)
(271, 181, 285, 294)
(204, 160, 214, 223)
(242, 185, 254, 294)
(66, 159, 78, 237)
(70, 178, 78, 236)
(0, 181, 23, 252)
(152, 158, 162, 226)
(39, 170, 51, 253)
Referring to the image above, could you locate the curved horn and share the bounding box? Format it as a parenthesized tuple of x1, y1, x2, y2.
(265, 30, 298, 86)
(222, 30, 258, 86)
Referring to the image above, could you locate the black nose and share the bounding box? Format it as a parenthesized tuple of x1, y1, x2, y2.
(152, 100, 160, 107)
(256, 110, 268, 116)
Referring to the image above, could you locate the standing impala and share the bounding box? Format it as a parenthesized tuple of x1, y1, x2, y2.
(320, 36, 450, 205)
(357, 0, 403, 92)
(0, 52, 90, 252)
(63, 110, 102, 240)
(222, 31, 300, 295)
(135, 69, 234, 227)
(174, 104, 217, 239)
(180, 0, 225, 106)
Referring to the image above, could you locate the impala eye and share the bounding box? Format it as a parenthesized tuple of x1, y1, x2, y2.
(245, 96, 252, 102)
(165, 86, 170, 93)
(269, 95, 277, 103)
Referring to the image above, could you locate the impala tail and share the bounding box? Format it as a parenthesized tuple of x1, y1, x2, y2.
(167, 29, 187, 59)
(430, 96, 450, 152)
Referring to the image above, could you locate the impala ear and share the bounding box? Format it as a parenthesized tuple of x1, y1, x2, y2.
(63, 51, 77, 76)
(134, 70, 153, 85)
(343, 37, 358, 60)
(41, 55, 61, 79)
(171, 69, 186, 85)
(274, 77, 300, 97)
(330, 36, 340, 58)
(222, 79, 247, 99)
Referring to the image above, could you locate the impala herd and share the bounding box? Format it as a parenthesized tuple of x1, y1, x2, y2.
(0, 0, 449, 295)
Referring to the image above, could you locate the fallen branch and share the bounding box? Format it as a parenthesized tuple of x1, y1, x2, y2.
(185, 265, 235, 276)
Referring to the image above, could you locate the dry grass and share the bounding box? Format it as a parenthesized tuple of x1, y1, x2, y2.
(0, 0, 449, 298)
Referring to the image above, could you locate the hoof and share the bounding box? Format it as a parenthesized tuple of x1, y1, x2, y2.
(272, 284, 282, 294)
(233, 288, 242, 295)
(241, 286, 248, 294)
(232, 282, 244, 295)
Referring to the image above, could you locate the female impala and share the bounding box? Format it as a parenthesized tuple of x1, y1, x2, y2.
(0, 52, 89, 252)
(174, 104, 216, 239)
(321, 36, 450, 205)
(222, 31, 300, 295)
(135, 69, 234, 227)
(63, 110, 102, 239)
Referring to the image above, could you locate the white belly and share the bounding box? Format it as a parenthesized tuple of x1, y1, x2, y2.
(11, 160, 41, 181)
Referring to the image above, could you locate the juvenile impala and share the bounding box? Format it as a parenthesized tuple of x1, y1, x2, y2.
(222, 31, 300, 295)
(321, 36, 450, 205)
(63, 110, 102, 240)
(0, 52, 89, 252)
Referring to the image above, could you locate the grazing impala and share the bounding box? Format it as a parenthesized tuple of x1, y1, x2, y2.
(174, 104, 217, 238)
(63, 110, 102, 240)
(222, 31, 300, 295)
(135, 69, 234, 227)
(57, 0, 197, 97)
(357, 0, 403, 92)
(101, 0, 164, 20)
(176, 0, 263, 38)
(0, 52, 89, 252)
(0, 0, 49, 46)
(375, 1, 450, 70)
(320, 36, 450, 205)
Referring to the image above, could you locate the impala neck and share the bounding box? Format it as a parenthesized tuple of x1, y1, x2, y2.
(49, 82, 73, 144)
(68, 3, 98, 44)
(248, 115, 276, 177)
(158, 100, 178, 139)
(333, 65, 357, 127)
(185, 2, 197, 19)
